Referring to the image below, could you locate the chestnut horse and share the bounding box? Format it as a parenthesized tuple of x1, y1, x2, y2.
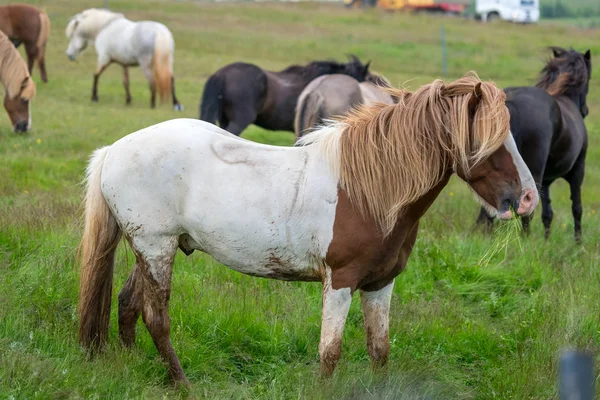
(78, 74, 538, 385)
(0, 30, 35, 132)
(295, 72, 395, 137)
(0, 4, 50, 83)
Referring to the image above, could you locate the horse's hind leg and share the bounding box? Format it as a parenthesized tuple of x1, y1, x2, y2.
(566, 157, 585, 243)
(360, 280, 394, 369)
(319, 268, 352, 376)
(134, 235, 189, 385)
(24, 41, 37, 75)
(171, 76, 183, 111)
(118, 262, 143, 347)
(541, 185, 553, 239)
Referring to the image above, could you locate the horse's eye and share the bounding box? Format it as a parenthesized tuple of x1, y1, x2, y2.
(21, 98, 28, 105)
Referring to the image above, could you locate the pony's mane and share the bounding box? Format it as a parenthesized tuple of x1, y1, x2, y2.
(0, 32, 35, 100)
(66, 8, 124, 39)
(300, 73, 509, 236)
(366, 71, 391, 88)
(280, 60, 346, 76)
(536, 47, 590, 97)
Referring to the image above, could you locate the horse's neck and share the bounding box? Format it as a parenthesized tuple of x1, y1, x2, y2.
(84, 12, 125, 38)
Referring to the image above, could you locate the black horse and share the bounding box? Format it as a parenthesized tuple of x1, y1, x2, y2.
(199, 56, 370, 135)
(476, 47, 591, 242)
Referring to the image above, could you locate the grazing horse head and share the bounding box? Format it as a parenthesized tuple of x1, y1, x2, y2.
(65, 8, 124, 61)
(310, 73, 538, 236)
(536, 47, 592, 118)
(0, 31, 35, 132)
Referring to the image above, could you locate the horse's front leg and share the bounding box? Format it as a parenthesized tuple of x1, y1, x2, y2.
(360, 280, 394, 369)
(92, 61, 111, 102)
(319, 269, 352, 376)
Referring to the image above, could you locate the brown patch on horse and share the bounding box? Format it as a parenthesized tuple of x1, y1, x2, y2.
(326, 175, 451, 292)
(328, 73, 508, 237)
(463, 144, 520, 209)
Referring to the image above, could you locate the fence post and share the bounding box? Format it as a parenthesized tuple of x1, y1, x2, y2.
(560, 350, 594, 400)
(441, 25, 448, 77)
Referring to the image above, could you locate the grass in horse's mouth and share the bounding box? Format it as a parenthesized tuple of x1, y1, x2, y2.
(479, 214, 523, 267)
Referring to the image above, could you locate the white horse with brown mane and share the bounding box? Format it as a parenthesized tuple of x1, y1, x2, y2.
(0, 30, 35, 132)
(65, 8, 183, 110)
(77, 74, 538, 385)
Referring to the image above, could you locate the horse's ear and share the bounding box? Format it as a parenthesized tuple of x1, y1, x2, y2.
(584, 49, 591, 61)
(468, 82, 482, 119)
(552, 47, 565, 58)
(364, 61, 371, 73)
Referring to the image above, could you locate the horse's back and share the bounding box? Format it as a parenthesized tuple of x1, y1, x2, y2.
(0, 4, 40, 40)
(101, 118, 337, 279)
(360, 82, 394, 105)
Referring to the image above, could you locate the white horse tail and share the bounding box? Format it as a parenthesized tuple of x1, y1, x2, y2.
(295, 89, 324, 139)
(36, 10, 51, 58)
(152, 28, 173, 103)
(79, 146, 122, 352)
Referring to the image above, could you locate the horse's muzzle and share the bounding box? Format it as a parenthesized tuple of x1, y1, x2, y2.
(14, 120, 28, 133)
(516, 188, 538, 216)
(67, 53, 76, 61)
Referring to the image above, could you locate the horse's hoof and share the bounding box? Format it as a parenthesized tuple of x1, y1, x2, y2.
(91, 97, 99, 103)
(174, 104, 184, 112)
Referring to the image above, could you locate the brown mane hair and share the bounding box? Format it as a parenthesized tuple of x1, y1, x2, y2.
(0, 31, 36, 100)
(536, 47, 590, 97)
(302, 73, 509, 237)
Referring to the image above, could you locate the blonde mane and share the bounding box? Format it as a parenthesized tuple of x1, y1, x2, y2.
(300, 73, 509, 237)
(66, 8, 124, 39)
(0, 31, 35, 100)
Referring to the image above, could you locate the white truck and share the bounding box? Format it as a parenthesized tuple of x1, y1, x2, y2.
(476, 0, 540, 23)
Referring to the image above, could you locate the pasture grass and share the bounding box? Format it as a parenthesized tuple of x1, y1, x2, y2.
(1, 0, 600, 398)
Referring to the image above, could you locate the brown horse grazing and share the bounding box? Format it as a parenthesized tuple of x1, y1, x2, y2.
(199, 56, 371, 135)
(294, 73, 395, 138)
(78, 74, 538, 384)
(0, 4, 50, 83)
(0, 30, 35, 133)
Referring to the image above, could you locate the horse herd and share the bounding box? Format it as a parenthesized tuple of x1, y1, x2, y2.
(0, 3, 593, 387)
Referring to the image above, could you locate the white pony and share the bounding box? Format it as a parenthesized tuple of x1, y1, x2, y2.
(77, 75, 539, 384)
(65, 8, 183, 110)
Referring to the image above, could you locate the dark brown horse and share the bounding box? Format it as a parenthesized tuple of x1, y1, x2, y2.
(476, 48, 591, 242)
(0, 30, 35, 132)
(0, 4, 50, 83)
(199, 56, 371, 135)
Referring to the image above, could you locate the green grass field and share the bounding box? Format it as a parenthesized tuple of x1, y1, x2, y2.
(1, 1, 600, 398)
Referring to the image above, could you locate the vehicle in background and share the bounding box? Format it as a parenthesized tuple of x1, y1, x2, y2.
(475, 0, 540, 23)
(345, 0, 471, 15)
